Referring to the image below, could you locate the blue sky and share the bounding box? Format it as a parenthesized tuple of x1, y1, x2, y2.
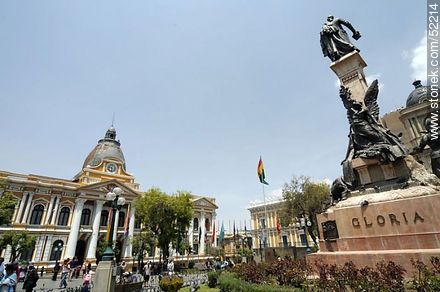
(0, 1, 426, 231)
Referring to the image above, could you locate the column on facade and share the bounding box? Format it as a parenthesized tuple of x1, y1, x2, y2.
(65, 198, 86, 259)
(50, 196, 61, 225)
(199, 212, 206, 255)
(14, 195, 26, 223)
(85, 200, 104, 260)
(123, 206, 135, 258)
(112, 210, 119, 242)
(44, 195, 56, 225)
(21, 192, 34, 224)
(11, 199, 21, 223)
(188, 218, 193, 253)
(42, 235, 53, 262)
(32, 236, 44, 262)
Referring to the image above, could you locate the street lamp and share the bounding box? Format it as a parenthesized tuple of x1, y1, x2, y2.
(102, 187, 126, 261)
(55, 242, 63, 261)
(299, 217, 312, 253)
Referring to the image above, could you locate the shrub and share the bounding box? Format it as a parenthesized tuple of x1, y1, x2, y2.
(207, 270, 220, 288)
(409, 257, 440, 292)
(159, 276, 184, 292)
(267, 258, 310, 288)
(315, 260, 405, 292)
(234, 262, 269, 284)
(218, 272, 296, 292)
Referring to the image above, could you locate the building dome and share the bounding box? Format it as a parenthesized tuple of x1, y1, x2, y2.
(82, 127, 126, 170)
(406, 80, 428, 107)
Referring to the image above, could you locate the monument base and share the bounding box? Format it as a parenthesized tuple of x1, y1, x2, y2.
(308, 249, 440, 274)
(94, 261, 116, 292)
(311, 186, 440, 275)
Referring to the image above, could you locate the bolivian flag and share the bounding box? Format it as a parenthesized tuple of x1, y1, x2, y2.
(257, 156, 269, 185)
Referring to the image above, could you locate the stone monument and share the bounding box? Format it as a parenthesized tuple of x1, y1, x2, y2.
(310, 16, 440, 274)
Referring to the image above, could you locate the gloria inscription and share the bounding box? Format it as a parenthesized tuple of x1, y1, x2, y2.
(352, 211, 424, 228)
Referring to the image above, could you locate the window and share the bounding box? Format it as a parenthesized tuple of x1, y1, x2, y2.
(193, 244, 199, 254)
(30, 205, 44, 225)
(193, 218, 199, 230)
(81, 209, 91, 225)
(205, 218, 210, 232)
(57, 207, 70, 226)
(118, 212, 125, 227)
(50, 240, 64, 261)
(100, 210, 109, 226)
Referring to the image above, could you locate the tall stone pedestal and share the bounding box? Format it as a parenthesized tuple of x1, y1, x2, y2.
(94, 261, 116, 292)
(309, 186, 440, 275)
(330, 51, 368, 102)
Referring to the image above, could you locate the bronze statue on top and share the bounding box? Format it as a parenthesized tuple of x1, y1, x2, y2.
(320, 15, 361, 62)
(340, 80, 408, 163)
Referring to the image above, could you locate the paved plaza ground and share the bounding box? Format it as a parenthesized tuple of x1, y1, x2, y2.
(15, 274, 85, 291)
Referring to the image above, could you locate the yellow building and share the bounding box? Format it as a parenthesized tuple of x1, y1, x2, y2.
(0, 127, 217, 267)
(248, 199, 313, 252)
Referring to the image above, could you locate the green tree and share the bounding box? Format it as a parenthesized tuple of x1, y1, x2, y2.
(0, 231, 36, 262)
(132, 229, 155, 270)
(279, 176, 330, 246)
(134, 188, 193, 262)
(0, 180, 17, 225)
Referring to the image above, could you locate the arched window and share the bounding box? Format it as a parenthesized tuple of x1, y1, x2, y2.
(81, 209, 91, 225)
(100, 210, 109, 226)
(30, 205, 44, 225)
(193, 218, 199, 230)
(57, 207, 70, 226)
(205, 218, 210, 232)
(118, 212, 125, 227)
(50, 240, 64, 261)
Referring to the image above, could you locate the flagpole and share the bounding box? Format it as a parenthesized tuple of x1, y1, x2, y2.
(262, 182, 268, 251)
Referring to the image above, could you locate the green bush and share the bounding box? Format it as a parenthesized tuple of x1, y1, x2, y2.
(409, 257, 440, 292)
(207, 270, 220, 288)
(159, 276, 184, 292)
(218, 272, 297, 292)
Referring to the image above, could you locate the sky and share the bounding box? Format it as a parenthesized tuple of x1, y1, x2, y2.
(0, 1, 427, 232)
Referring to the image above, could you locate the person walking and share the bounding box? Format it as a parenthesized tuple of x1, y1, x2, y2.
(52, 261, 60, 281)
(23, 265, 39, 292)
(143, 261, 151, 285)
(0, 264, 17, 292)
(59, 259, 70, 289)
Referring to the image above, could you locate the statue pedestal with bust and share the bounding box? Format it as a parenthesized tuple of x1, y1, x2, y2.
(330, 51, 368, 103)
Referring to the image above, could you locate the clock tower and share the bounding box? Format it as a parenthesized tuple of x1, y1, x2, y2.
(73, 127, 139, 190)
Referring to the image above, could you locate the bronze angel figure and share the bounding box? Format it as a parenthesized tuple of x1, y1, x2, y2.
(340, 80, 407, 163)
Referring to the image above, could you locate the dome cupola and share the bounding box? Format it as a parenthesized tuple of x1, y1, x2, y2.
(406, 80, 428, 107)
(82, 127, 126, 170)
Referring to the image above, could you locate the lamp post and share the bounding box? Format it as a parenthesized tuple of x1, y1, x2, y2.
(299, 216, 311, 253)
(102, 187, 126, 262)
(55, 242, 63, 261)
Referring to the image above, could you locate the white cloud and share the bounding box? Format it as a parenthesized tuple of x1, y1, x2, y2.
(406, 33, 427, 83)
(270, 188, 283, 199)
(366, 73, 384, 89)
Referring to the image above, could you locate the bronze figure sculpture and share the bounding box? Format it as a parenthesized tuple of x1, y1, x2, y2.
(320, 15, 361, 62)
(340, 80, 407, 163)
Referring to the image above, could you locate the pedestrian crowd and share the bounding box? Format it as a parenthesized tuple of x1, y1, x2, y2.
(0, 256, 39, 292)
(54, 257, 92, 291)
